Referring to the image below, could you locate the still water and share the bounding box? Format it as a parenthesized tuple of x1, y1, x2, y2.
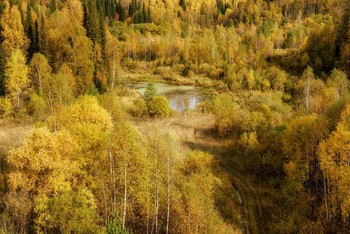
(130, 82, 207, 112)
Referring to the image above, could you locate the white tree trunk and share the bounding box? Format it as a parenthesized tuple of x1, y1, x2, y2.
(109, 150, 116, 214)
(305, 72, 310, 113)
(166, 152, 171, 234)
(122, 159, 128, 229)
(155, 183, 159, 234)
(35, 66, 43, 97)
(111, 50, 116, 91)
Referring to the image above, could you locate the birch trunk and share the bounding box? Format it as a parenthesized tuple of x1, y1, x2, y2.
(166, 151, 171, 234)
(122, 159, 128, 229)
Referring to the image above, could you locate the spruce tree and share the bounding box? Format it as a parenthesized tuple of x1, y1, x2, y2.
(147, 5, 152, 23)
(142, 3, 146, 23)
(128, 3, 133, 17)
(18, 1, 25, 25)
(0, 2, 4, 15)
(25, 3, 35, 59)
(0, 44, 5, 96)
(180, 0, 186, 11)
(49, 0, 57, 13)
(84, 0, 101, 44)
(116, 1, 125, 21)
(38, 15, 49, 58)
(33, 20, 39, 54)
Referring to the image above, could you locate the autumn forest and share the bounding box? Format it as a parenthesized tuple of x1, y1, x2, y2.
(1, 0, 350, 233)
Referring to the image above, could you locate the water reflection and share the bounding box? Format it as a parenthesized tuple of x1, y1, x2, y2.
(129, 82, 207, 112)
(167, 93, 205, 112)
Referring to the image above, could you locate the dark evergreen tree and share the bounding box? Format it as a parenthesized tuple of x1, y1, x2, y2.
(25, 3, 36, 59)
(18, 1, 25, 25)
(38, 15, 49, 59)
(147, 5, 152, 23)
(129, 0, 144, 23)
(0, 33, 5, 96)
(142, 2, 147, 23)
(337, 3, 350, 74)
(49, 0, 57, 13)
(115, 1, 125, 21)
(105, 0, 115, 19)
(133, 0, 138, 12)
(25, 3, 31, 34)
(83, 0, 104, 44)
(33, 20, 39, 53)
(180, 0, 186, 11)
(128, 3, 133, 17)
(216, 0, 227, 15)
(29, 0, 35, 7)
(10, 0, 21, 6)
(336, 3, 350, 57)
(0, 1, 4, 15)
(83, 0, 88, 26)
(104, 0, 110, 17)
(0, 0, 6, 95)
(98, 14, 106, 48)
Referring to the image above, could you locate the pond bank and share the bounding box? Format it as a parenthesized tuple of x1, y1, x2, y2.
(128, 82, 212, 112)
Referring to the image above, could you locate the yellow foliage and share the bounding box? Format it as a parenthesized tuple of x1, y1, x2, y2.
(49, 95, 113, 131)
(319, 124, 350, 219)
(47, 7, 93, 94)
(0, 0, 29, 58)
(176, 150, 232, 234)
(239, 131, 259, 152)
(5, 127, 86, 230)
(0, 97, 13, 118)
(5, 49, 29, 109)
(62, 0, 84, 24)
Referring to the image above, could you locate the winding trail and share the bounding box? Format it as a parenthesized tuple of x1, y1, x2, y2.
(232, 184, 247, 234)
(230, 170, 267, 234)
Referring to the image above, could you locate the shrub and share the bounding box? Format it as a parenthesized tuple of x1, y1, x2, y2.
(173, 64, 185, 74)
(132, 97, 148, 117)
(242, 111, 269, 132)
(153, 66, 171, 75)
(154, 66, 174, 80)
(210, 93, 245, 137)
(266, 66, 288, 92)
(209, 68, 225, 80)
(199, 63, 211, 75)
(147, 95, 171, 117)
(98, 92, 126, 121)
(122, 57, 141, 70)
(106, 215, 130, 234)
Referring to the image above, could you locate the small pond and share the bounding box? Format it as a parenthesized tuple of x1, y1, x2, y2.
(129, 82, 208, 112)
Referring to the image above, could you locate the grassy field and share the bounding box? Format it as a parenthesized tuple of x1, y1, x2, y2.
(132, 112, 221, 151)
(118, 66, 225, 88)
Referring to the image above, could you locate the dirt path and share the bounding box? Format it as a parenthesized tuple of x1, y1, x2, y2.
(230, 170, 267, 234)
(233, 184, 247, 234)
(132, 113, 267, 234)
